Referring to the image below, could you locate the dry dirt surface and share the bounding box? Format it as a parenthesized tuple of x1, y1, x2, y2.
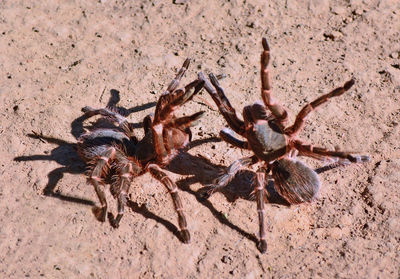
(1, 0, 399, 278)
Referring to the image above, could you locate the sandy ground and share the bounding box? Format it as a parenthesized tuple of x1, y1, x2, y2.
(1, 0, 399, 278)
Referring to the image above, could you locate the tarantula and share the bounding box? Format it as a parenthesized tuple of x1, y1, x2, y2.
(199, 38, 370, 253)
(77, 59, 204, 243)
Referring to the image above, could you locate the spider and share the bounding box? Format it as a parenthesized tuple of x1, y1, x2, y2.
(199, 38, 370, 253)
(77, 58, 204, 243)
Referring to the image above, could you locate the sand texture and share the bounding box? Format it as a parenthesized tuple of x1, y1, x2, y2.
(1, 0, 399, 278)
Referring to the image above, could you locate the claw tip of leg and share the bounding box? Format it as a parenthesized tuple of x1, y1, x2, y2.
(258, 240, 268, 253)
(183, 58, 191, 68)
(92, 206, 107, 222)
(82, 106, 92, 113)
(344, 79, 355, 90)
(262, 37, 270, 51)
(209, 73, 220, 86)
(198, 188, 212, 200)
(361, 155, 371, 162)
(181, 230, 191, 244)
(198, 72, 205, 79)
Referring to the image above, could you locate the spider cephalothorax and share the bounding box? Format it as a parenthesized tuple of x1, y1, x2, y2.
(77, 59, 204, 243)
(199, 38, 370, 253)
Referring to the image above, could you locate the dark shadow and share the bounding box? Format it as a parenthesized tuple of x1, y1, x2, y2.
(125, 200, 184, 242)
(107, 89, 157, 116)
(14, 133, 94, 206)
(71, 114, 92, 140)
(105, 89, 156, 129)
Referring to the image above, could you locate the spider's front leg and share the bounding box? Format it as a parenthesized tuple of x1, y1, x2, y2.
(260, 37, 288, 125)
(163, 58, 191, 96)
(152, 79, 205, 164)
(153, 58, 200, 124)
(148, 164, 191, 243)
(199, 72, 246, 136)
(143, 113, 154, 135)
(219, 128, 250, 150)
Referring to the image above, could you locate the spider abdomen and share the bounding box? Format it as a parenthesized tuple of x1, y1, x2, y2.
(271, 158, 320, 204)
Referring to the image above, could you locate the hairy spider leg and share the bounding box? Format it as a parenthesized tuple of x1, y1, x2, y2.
(260, 38, 289, 125)
(110, 150, 142, 227)
(199, 72, 246, 136)
(165, 58, 191, 95)
(255, 171, 268, 253)
(148, 164, 191, 243)
(152, 79, 204, 165)
(293, 140, 370, 163)
(81, 106, 136, 139)
(285, 79, 355, 136)
(143, 113, 154, 134)
(153, 58, 191, 123)
(155, 79, 204, 123)
(86, 146, 116, 222)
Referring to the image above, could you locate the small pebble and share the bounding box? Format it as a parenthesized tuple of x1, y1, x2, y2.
(217, 56, 226, 67)
(354, 8, 363, 15)
(331, 6, 347, 16)
(389, 52, 400, 59)
(221, 255, 231, 264)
